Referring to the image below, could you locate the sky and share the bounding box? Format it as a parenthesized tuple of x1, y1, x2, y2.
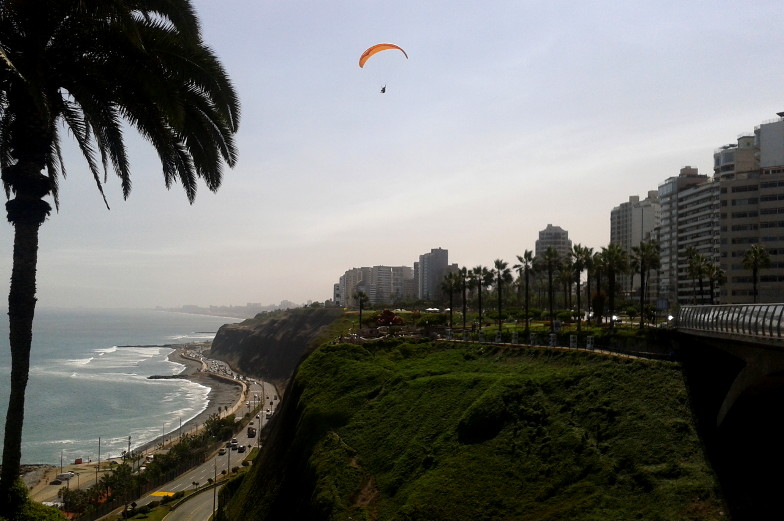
(1, 0, 784, 309)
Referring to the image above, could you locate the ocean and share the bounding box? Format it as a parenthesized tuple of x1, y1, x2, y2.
(0, 308, 239, 465)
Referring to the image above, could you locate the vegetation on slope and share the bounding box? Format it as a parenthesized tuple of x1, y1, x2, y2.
(222, 338, 726, 520)
(210, 307, 344, 386)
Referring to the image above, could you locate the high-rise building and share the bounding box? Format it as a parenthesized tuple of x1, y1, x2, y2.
(716, 114, 784, 303)
(610, 191, 660, 296)
(534, 224, 572, 259)
(417, 248, 450, 301)
(337, 266, 415, 307)
(657, 166, 709, 307)
(675, 178, 720, 304)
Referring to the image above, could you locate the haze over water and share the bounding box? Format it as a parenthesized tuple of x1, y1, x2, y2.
(0, 308, 238, 465)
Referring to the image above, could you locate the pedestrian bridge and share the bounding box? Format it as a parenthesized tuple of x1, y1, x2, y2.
(677, 304, 784, 425)
(677, 303, 784, 346)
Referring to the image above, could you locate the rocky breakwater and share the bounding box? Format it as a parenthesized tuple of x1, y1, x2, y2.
(209, 307, 343, 388)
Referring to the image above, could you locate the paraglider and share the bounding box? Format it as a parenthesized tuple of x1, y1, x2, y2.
(358, 43, 408, 68)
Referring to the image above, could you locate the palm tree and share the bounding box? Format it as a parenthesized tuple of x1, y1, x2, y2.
(514, 250, 534, 336)
(441, 272, 460, 328)
(570, 244, 591, 332)
(592, 250, 606, 324)
(492, 259, 513, 332)
(0, 1, 239, 507)
(685, 247, 709, 304)
(743, 244, 771, 303)
(459, 267, 469, 331)
(630, 240, 660, 329)
(705, 263, 727, 305)
(541, 247, 561, 331)
(602, 243, 629, 328)
(557, 258, 573, 310)
(354, 291, 369, 329)
(472, 265, 491, 330)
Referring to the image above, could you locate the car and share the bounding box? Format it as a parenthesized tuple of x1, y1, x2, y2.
(225, 441, 232, 448)
(218, 448, 227, 455)
(237, 445, 246, 453)
(49, 479, 62, 486)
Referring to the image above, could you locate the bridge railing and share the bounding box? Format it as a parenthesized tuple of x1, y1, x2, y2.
(678, 304, 784, 340)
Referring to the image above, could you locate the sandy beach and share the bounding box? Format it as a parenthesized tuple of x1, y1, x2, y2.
(25, 345, 246, 500)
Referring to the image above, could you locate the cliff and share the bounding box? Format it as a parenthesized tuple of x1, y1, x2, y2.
(219, 336, 727, 521)
(209, 307, 344, 388)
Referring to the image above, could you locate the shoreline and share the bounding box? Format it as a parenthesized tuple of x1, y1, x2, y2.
(131, 346, 245, 455)
(23, 346, 246, 495)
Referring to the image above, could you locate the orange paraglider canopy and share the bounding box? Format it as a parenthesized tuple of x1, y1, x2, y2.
(359, 43, 408, 68)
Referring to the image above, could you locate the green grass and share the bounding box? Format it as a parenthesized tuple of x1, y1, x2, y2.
(281, 340, 726, 520)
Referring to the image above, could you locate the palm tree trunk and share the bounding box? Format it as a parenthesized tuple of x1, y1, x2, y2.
(524, 271, 530, 336)
(1, 218, 41, 506)
(638, 268, 646, 330)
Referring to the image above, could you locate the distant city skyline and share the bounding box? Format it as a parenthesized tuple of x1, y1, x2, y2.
(2, 1, 783, 310)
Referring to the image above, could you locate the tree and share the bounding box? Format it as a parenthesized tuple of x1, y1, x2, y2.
(557, 258, 573, 310)
(0, 1, 239, 509)
(492, 259, 513, 331)
(541, 247, 561, 331)
(354, 291, 369, 329)
(685, 247, 709, 304)
(441, 272, 460, 328)
(513, 250, 534, 336)
(592, 250, 606, 324)
(743, 244, 771, 303)
(602, 243, 629, 328)
(706, 263, 727, 305)
(471, 265, 492, 330)
(459, 266, 469, 331)
(630, 240, 660, 329)
(570, 244, 591, 332)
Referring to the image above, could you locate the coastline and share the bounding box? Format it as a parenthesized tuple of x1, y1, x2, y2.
(132, 346, 245, 454)
(24, 346, 246, 496)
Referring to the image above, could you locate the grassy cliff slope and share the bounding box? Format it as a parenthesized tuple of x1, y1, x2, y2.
(222, 338, 726, 521)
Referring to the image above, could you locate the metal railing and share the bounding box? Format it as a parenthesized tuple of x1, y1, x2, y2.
(677, 304, 784, 341)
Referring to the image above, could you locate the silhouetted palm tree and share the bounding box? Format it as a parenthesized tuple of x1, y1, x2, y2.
(492, 259, 513, 331)
(685, 247, 709, 304)
(0, 1, 239, 506)
(592, 250, 606, 324)
(630, 240, 660, 329)
(459, 267, 469, 331)
(541, 247, 561, 331)
(441, 272, 460, 328)
(602, 243, 629, 328)
(570, 244, 591, 331)
(743, 244, 771, 303)
(514, 250, 534, 336)
(354, 291, 369, 330)
(705, 263, 727, 305)
(472, 265, 492, 330)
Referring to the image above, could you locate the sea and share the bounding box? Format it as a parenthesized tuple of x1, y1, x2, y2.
(0, 308, 240, 465)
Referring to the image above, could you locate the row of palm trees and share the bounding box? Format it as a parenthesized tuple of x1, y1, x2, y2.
(684, 244, 772, 304)
(440, 241, 774, 335)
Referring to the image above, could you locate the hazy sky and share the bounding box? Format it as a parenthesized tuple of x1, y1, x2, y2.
(1, 0, 783, 309)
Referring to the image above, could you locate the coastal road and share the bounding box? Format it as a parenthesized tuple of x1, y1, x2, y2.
(136, 378, 278, 520)
(164, 485, 223, 521)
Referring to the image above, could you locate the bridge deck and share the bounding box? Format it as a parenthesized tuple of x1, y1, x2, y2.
(678, 304, 784, 347)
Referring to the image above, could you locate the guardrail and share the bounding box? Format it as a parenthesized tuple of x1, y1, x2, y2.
(678, 304, 784, 341)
